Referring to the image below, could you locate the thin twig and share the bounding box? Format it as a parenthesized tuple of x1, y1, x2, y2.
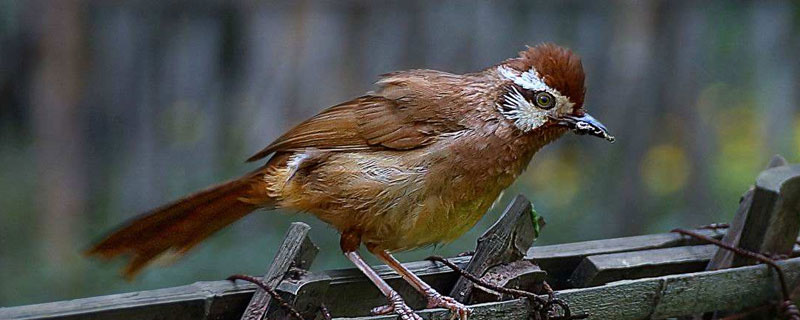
(696, 223, 730, 230)
(228, 274, 306, 320)
(425, 255, 587, 320)
(426, 256, 547, 304)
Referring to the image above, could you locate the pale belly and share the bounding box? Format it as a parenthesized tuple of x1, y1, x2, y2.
(388, 189, 503, 251)
(276, 145, 520, 252)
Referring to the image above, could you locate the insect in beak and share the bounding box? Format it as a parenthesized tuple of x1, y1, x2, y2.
(555, 111, 615, 142)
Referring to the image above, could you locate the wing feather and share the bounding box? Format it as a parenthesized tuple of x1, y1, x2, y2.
(247, 71, 465, 162)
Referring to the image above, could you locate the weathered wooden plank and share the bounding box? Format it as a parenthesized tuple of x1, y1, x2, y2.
(554, 278, 663, 319)
(450, 195, 541, 303)
(570, 244, 717, 288)
(242, 222, 317, 320)
(347, 257, 800, 320)
(530, 229, 725, 262)
(529, 228, 727, 287)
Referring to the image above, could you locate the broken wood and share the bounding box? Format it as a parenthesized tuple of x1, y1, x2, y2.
(470, 260, 547, 303)
(449, 195, 542, 303)
(240, 222, 318, 320)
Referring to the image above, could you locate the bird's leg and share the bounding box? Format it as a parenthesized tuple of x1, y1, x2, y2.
(370, 247, 472, 320)
(345, 251, 421, 320)
(341, 232, 421, 320)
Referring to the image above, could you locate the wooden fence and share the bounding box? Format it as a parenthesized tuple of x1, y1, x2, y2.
(3, 155, 800, 319)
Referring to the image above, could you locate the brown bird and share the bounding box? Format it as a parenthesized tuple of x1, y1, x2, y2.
(87, 43, 613, 320)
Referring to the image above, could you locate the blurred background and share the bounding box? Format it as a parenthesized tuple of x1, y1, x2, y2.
(2, 0, 800, 307)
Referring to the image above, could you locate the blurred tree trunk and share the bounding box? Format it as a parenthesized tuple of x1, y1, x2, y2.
(752, 2, 798, 156)
(605, 0, 659, 235)
(669, 1, 714, 226)
(30, 0, 86, 267)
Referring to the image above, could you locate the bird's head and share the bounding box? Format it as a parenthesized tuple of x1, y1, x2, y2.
(495, 44, 614, 142)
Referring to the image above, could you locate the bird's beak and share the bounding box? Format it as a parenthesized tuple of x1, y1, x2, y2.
(555, 112, 615, 142)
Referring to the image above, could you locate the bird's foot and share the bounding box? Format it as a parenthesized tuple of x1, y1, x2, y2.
(371, 292, 422, 320)
(424, 289, 471, 320)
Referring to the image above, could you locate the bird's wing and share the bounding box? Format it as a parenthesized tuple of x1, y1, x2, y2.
(247, 72, 465, 162)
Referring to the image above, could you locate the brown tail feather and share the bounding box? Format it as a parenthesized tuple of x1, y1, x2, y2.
(87, 171, 270, 279)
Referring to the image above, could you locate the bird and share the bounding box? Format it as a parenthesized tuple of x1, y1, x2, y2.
(87, 43, 613, 320)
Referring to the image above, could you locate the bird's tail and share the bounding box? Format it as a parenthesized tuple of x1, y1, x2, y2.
(86, 170, 271, 279)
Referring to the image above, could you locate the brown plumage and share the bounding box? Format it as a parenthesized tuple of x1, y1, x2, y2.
(87, 43, 611, 319)
(504, 44, 586, 108)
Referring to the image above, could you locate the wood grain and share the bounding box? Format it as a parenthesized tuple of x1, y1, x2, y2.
(241, 222, 316, 320)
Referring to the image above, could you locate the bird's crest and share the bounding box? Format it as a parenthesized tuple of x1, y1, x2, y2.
(503, 44, 586, 109)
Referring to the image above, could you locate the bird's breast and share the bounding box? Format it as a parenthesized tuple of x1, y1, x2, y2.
(272, 124, 560, 251)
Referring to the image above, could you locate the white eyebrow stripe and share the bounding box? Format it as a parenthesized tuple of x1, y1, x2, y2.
(497, 65, 576, 116)
(497, 66, 551, 92)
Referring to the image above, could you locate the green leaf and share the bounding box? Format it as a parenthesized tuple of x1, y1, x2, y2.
(530, 204, 542, 239)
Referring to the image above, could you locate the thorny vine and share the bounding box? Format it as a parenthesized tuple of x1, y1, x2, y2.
(425, 255, 588, 320)
(671, 228, 800, 320)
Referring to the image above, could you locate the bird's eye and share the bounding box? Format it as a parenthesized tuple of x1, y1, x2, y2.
(534, 92, 555, 109)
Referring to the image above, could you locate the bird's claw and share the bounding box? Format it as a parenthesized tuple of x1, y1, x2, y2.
(371, 292, 422, 320)
(425, 290, 471, 320)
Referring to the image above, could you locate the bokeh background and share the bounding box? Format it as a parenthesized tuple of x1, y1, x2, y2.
(2, 0, 800, 307)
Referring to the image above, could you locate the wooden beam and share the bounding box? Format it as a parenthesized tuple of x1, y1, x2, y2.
(570, 244, 717, 287)
(530, 228, 726, 288)
(449, 195, 542, 303)
(240, 222, 318, 320)
(348, 257, 800, 320)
